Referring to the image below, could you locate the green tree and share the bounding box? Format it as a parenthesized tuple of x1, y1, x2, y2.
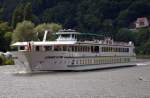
(135, 28, 150, 54)
(0, 22, 12, 52)
(34, 23, 62, 40)
(42, 1, 77, 28)
(115, 28, 136, 42)
(136, 28, 150, 45)
(23, 2, 33, 21)
(4, 32, 13, 51)
(102, 19, 114, 37)
(0, 22, 12, 32)
(12, 21, 35, 43)
(143, 40, 150, 54)
(0, 55, 5, 65)
(116, 10, 130, 28)
(0, 6, 3, 21)
(11, 4, 24, 28)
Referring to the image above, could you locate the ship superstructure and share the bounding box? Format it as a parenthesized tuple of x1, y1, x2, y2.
(11, 29, 136, 72)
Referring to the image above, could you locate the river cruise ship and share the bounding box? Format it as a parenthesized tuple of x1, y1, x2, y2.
(11, 29, 136, 72)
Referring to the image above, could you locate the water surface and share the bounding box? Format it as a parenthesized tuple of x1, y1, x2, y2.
(0, 59, 150, 98)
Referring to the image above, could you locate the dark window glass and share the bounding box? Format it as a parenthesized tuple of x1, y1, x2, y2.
(20, 46, 25, 50)
(94, 46, 99, 53)
(45, 46, 52, 51)
(36, 46, 40, 51)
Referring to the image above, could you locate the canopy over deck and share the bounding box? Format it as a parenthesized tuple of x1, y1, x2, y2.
(11, 41, 77, 46)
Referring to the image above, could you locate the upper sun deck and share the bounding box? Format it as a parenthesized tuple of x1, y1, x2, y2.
(11, 29, 134, 47)
(11, 29, 135, 54)
(78, 38, 134, 46)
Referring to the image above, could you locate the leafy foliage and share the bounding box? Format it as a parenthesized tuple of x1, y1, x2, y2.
(12, 21, 35, 42)
(0, 0, 150, 54)
(23, 2, 33, 21)
(0, 6, 3, 21)
(1, 0, 150, 31)
(115, 28, 136, 42)
(34, 23, 62, 33)
(0, 55, 4, 65)
(11, 4, 24, 28)
(34, 23, 62, 40)
(0, 55, 14, 65)
(0, 22, 12, 52)
(135, 28, 150, 54)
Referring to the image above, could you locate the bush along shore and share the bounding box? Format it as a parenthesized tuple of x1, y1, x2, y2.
(136, 55, 150, 59)
(0, 55, 14, 65)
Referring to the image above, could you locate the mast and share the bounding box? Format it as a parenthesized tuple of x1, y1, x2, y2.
(43, 30, 48, 42)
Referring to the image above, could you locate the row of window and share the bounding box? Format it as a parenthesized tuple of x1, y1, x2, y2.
(19, 45, 130, 53)
(73, 57, 130, 65)
(46, 57, 131, 65)
(30, 45, 99, 52)
(44, 46, 129, 53)
(102, 47, 129, 52)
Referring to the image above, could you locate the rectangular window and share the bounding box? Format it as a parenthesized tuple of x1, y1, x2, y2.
(72, 46, 74, 52)
(36, 46, 40, 51)
(54, 46, 62, 51)
(20, 46, 25, 50)
(45, 46, 52, 51)
(94, 46, 99, 53)
(91, 46, 94, 52)
(63, 46, 67, 51)
(126, 48, 129, 52)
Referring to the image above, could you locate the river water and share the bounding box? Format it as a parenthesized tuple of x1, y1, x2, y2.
(0, 59, 150, 98)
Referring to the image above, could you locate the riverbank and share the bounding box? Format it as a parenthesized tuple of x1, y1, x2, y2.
(136, 55, 150, 59)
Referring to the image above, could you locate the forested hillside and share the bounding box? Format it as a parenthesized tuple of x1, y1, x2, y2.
(0, 0, 150, 54)
(0, 0, 150, 31)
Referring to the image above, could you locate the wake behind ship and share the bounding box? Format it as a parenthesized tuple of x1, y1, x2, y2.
(11, 29, 136, 72)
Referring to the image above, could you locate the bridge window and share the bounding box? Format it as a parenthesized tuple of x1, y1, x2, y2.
(20, 46, 25, 50)
(61, 34, 70, 38)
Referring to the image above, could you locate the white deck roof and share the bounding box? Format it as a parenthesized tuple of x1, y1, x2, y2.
(56, 29, 80, 34)
(12, 41, 77, 46)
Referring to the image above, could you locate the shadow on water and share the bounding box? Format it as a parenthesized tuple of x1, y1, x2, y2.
(13, 65, 137, 77)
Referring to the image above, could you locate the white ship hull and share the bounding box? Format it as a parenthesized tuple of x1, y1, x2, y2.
(12, 51, 136, 72)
